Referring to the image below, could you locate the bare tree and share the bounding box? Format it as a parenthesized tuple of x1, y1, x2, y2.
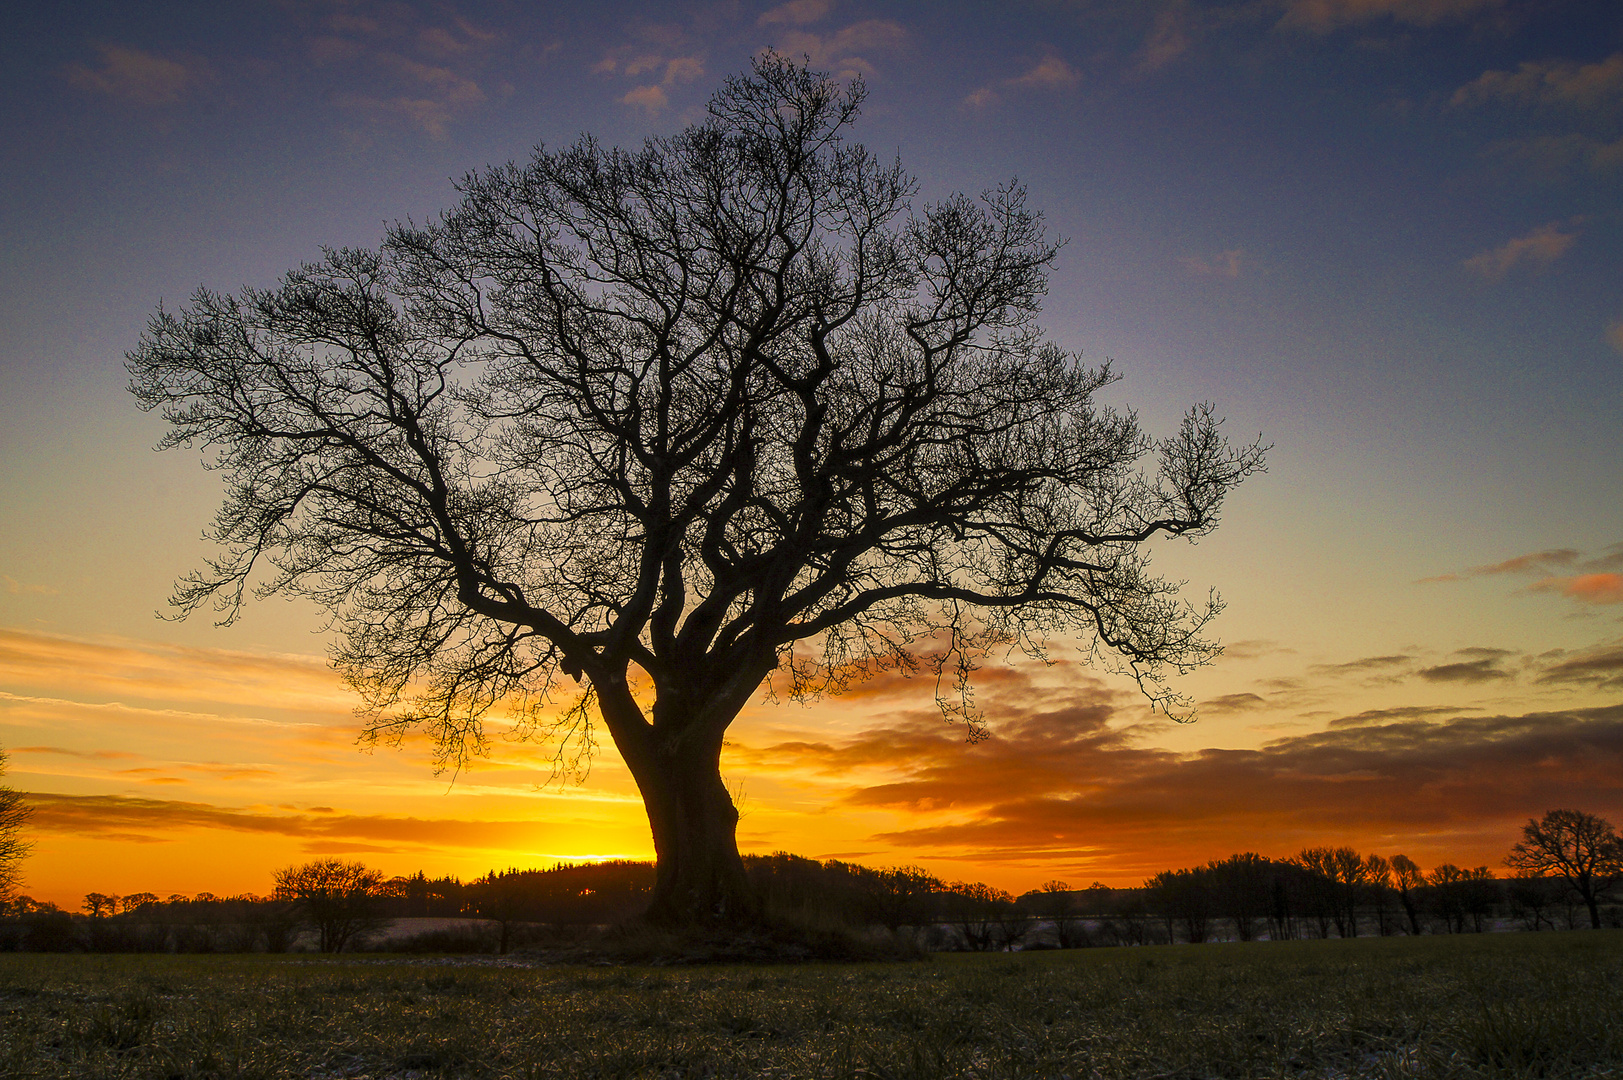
(1033, 879, 1089, 948)
(1205, 852, 1276, 942)
(127, 57, 1265, 926)
(1506, 809, 1623, 930)
(0, 747, 30, 905)
(1390, 854, 1424, 935)
(272, 858, 387, 952)
(1363, 854, 1394, 936)
(945, 880, 1017, 951)
(859, 865, 942, 932)
(1293, 848, 1339, 938)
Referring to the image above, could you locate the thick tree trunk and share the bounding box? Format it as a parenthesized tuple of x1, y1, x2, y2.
(591, 665, 767, 928)
(632, 737, 758, 926)
(1581, 887, 1600, 929)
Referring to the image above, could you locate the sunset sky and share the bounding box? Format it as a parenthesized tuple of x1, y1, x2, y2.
(2, 0, 1621, 910)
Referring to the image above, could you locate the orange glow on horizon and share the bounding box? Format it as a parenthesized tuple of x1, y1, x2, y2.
(5, 624, 1621, 909)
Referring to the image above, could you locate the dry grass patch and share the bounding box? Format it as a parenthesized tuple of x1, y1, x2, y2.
(1, 932, 1620, 1078)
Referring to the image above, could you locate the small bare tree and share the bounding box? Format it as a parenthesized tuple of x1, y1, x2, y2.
(1034, 879, 1089, 948)
(272, 858, 387, 953)
(858, 865, 942, 932)
(1506, 809, 1623, 930)
(82, 892, 117, 918)
(128, 57, 1264, 926)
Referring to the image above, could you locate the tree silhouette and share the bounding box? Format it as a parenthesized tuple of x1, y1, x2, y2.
(1390, 854, 1424, 935)
(1506, 809, 1623, 929)
(128, 57, 1265, 926)
(0, 747, 30, 905)
(272, 858, 387, 952)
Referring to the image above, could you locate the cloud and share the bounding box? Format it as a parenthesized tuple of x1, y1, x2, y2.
(1425, 545, 1623, 607)
(65, 44, 205, 106)
(1011, 55, 1081, 91)
(1311, 654, 1413, 675)
(1416, 658, 1511, 683)
(758, 0, 833, 26)
(331, 53, 487, 137)
(417, 18, 498, 59)
(768, 20, 907, 79)
(1531, 573, 1623, 605)
(3, 576, 57, 596)
(1180, 249, 1244, 279)
(663, 57, 705, 84)
(1325, 704, 1482, 727)
(1277, 0, 1504, 33)
(1479, 549, 1582, 575)
(301, 4, 501, 137)
(1137, 8, 1191, 72)
(965, 53, 1080, 109)
(743, 696, 1623, 874)
(1420, 548, 1580, 583)
(1218, 640, 1291, 661)
(1201, 693, 1268, 714)
(1608, 320, 1623, 354)
(12, 745, 139, 761)
(1489, 133, 1623, 183)
(0, 627, 354, 716)
(20, 792, 601, 854)
(1452, 53, 1623, 111)
(1536, 644, 1623, 690)
(622, 85, 670, 113)
(600, 40, 706, 114)
(1461, 222, 1578, 281)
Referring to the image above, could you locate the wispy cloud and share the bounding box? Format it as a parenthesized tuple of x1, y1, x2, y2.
(965, 53, 1080, 110)
(1417, 657, 1511, 683)
(611, 55, 706, 114)
(0, 627, 353, 715)
(622, 84, 670, 113)
(1277, 0, 1504, 34)
(1201, 692, 1268, 714)
(1218, 640, 1292, 662)
(12, 745, 139, 761)
(765, 19, 907, 79)
(1461, 221, 1578, 281)
(302, 2, 503, 137)
(1311, 653, 1413, 676)
(1536, 643, 1623, 691)
(3, 576, 58, 597)
(1530, 573, 1623, 605)
(1489, 133, 1623, 181)
(1424, 544, 1623, 607)
(1324, 704, 1483, 727)
(758, 0, 833, 26)
(1136, 7, 1191, 73)
(1180, 248, 1245, 279)
(65, 44, 207, 106)
(1452, 53, 1623, 111)
(21, 792, 613, 854)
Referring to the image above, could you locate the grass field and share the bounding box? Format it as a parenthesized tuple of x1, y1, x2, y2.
(2, 932, 1620, 1079)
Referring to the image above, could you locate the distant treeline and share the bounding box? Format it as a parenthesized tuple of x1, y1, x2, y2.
(4, 809, 1618, 954)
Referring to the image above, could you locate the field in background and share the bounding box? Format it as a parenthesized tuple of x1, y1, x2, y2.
(2, 932, 1620, 1079)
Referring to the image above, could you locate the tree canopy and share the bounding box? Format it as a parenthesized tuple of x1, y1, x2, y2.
(128, 56, 1265, 924)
